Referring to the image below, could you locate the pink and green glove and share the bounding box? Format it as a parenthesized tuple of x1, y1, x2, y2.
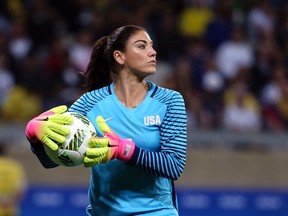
(84, 116, 136, 167)
(25, 105, 73, 151)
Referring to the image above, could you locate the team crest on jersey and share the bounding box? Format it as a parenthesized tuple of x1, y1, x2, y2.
(144, 115, 161, 126)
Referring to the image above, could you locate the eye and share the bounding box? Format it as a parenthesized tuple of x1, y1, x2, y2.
(138, 44, 146, 49)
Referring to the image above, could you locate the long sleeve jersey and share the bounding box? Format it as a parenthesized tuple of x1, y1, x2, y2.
(31, 81, 187, 216)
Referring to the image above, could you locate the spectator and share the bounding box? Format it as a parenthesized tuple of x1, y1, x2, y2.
(274, 81, 288, 129)
(261, 64, 286, 131)
(178, 0, 214, 38)
(250, 29, 282, 96)
(222, 82, 261, 132)
(0, 143, 27, 216)
(201, 55, 225, 128)
(153, 9, 186, 62)
(204, 0, 234, 50)
(0, 52, 14, 112)
(68, 29, 93, 72)
(247, 1, 276, 44)
(1, 85, 42, 123)
(186, 38, 211, 91)
(25, 0, 57, 51)
(8, 20, 32, 63)
(215, 25, 254, 81)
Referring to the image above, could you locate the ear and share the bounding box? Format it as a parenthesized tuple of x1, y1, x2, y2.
(113, 51, 125, 65)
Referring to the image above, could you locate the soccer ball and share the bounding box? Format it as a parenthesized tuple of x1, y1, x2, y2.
(44, 112, 96, 167)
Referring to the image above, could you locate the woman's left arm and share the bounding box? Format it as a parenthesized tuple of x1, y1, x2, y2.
(129, 92, 187, 180)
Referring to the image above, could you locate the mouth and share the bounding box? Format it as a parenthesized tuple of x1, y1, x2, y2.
(148, 60, 157, 64)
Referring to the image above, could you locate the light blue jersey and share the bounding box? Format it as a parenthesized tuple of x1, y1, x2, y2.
(32, 81, 187, 215)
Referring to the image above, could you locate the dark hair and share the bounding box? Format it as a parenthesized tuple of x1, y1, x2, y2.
(84, 25, 145, 92)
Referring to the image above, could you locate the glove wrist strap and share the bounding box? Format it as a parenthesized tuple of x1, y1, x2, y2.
(118, 140, 135, 162)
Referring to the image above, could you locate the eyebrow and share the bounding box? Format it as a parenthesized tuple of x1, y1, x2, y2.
(134, 39, 153, 45)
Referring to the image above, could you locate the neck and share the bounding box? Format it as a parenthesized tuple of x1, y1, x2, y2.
(114, 78, 148, 108)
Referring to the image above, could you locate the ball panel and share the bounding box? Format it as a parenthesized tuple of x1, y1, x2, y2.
(57, 150, 78, 167)
(44, 112, 96, 167)
(66, 129, 87, 151)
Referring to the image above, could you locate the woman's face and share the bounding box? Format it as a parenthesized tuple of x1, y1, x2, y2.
(117, 30, 157, 78)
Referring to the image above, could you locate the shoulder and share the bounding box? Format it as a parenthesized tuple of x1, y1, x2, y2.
(68, 85, 112, 114)
(82, 85, 112, 101)
(148, 81, 185, 105)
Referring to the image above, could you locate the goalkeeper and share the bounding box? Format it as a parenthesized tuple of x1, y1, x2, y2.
(26, 25, 187, 216)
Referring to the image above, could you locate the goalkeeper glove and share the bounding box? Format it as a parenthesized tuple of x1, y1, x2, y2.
(25, 105, 73, 151)
(84, 116, 136, 167)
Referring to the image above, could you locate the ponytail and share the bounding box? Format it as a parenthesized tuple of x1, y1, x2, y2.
(83, 36, 112, 92)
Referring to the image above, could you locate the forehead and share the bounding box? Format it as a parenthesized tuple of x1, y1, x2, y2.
(127, 30, 152, 44)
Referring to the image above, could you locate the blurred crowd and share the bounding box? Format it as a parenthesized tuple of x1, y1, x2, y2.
(1, 0, 288, 133)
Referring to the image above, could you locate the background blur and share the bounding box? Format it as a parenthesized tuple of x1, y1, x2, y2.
(1, 0, 288, 215)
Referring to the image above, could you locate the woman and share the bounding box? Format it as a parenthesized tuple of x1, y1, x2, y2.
(26, 25, 187, 215)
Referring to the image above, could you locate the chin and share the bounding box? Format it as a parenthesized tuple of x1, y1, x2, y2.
(140, 71, 155, 80)
(138, 67, 156, 78)
(147, 67, 157, 74)
(146, 71, 156, 77)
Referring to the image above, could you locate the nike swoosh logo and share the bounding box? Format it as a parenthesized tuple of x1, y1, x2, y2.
(104, 117, 112, 122)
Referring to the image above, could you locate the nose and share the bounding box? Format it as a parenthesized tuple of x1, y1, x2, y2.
(149, 47, 157, 57)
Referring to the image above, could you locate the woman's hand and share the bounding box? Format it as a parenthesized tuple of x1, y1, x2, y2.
(25, 105, 73, 151)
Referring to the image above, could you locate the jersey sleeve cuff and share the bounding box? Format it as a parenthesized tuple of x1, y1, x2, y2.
(29, 141, 59, 169)
(127, 145, 140, 165)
